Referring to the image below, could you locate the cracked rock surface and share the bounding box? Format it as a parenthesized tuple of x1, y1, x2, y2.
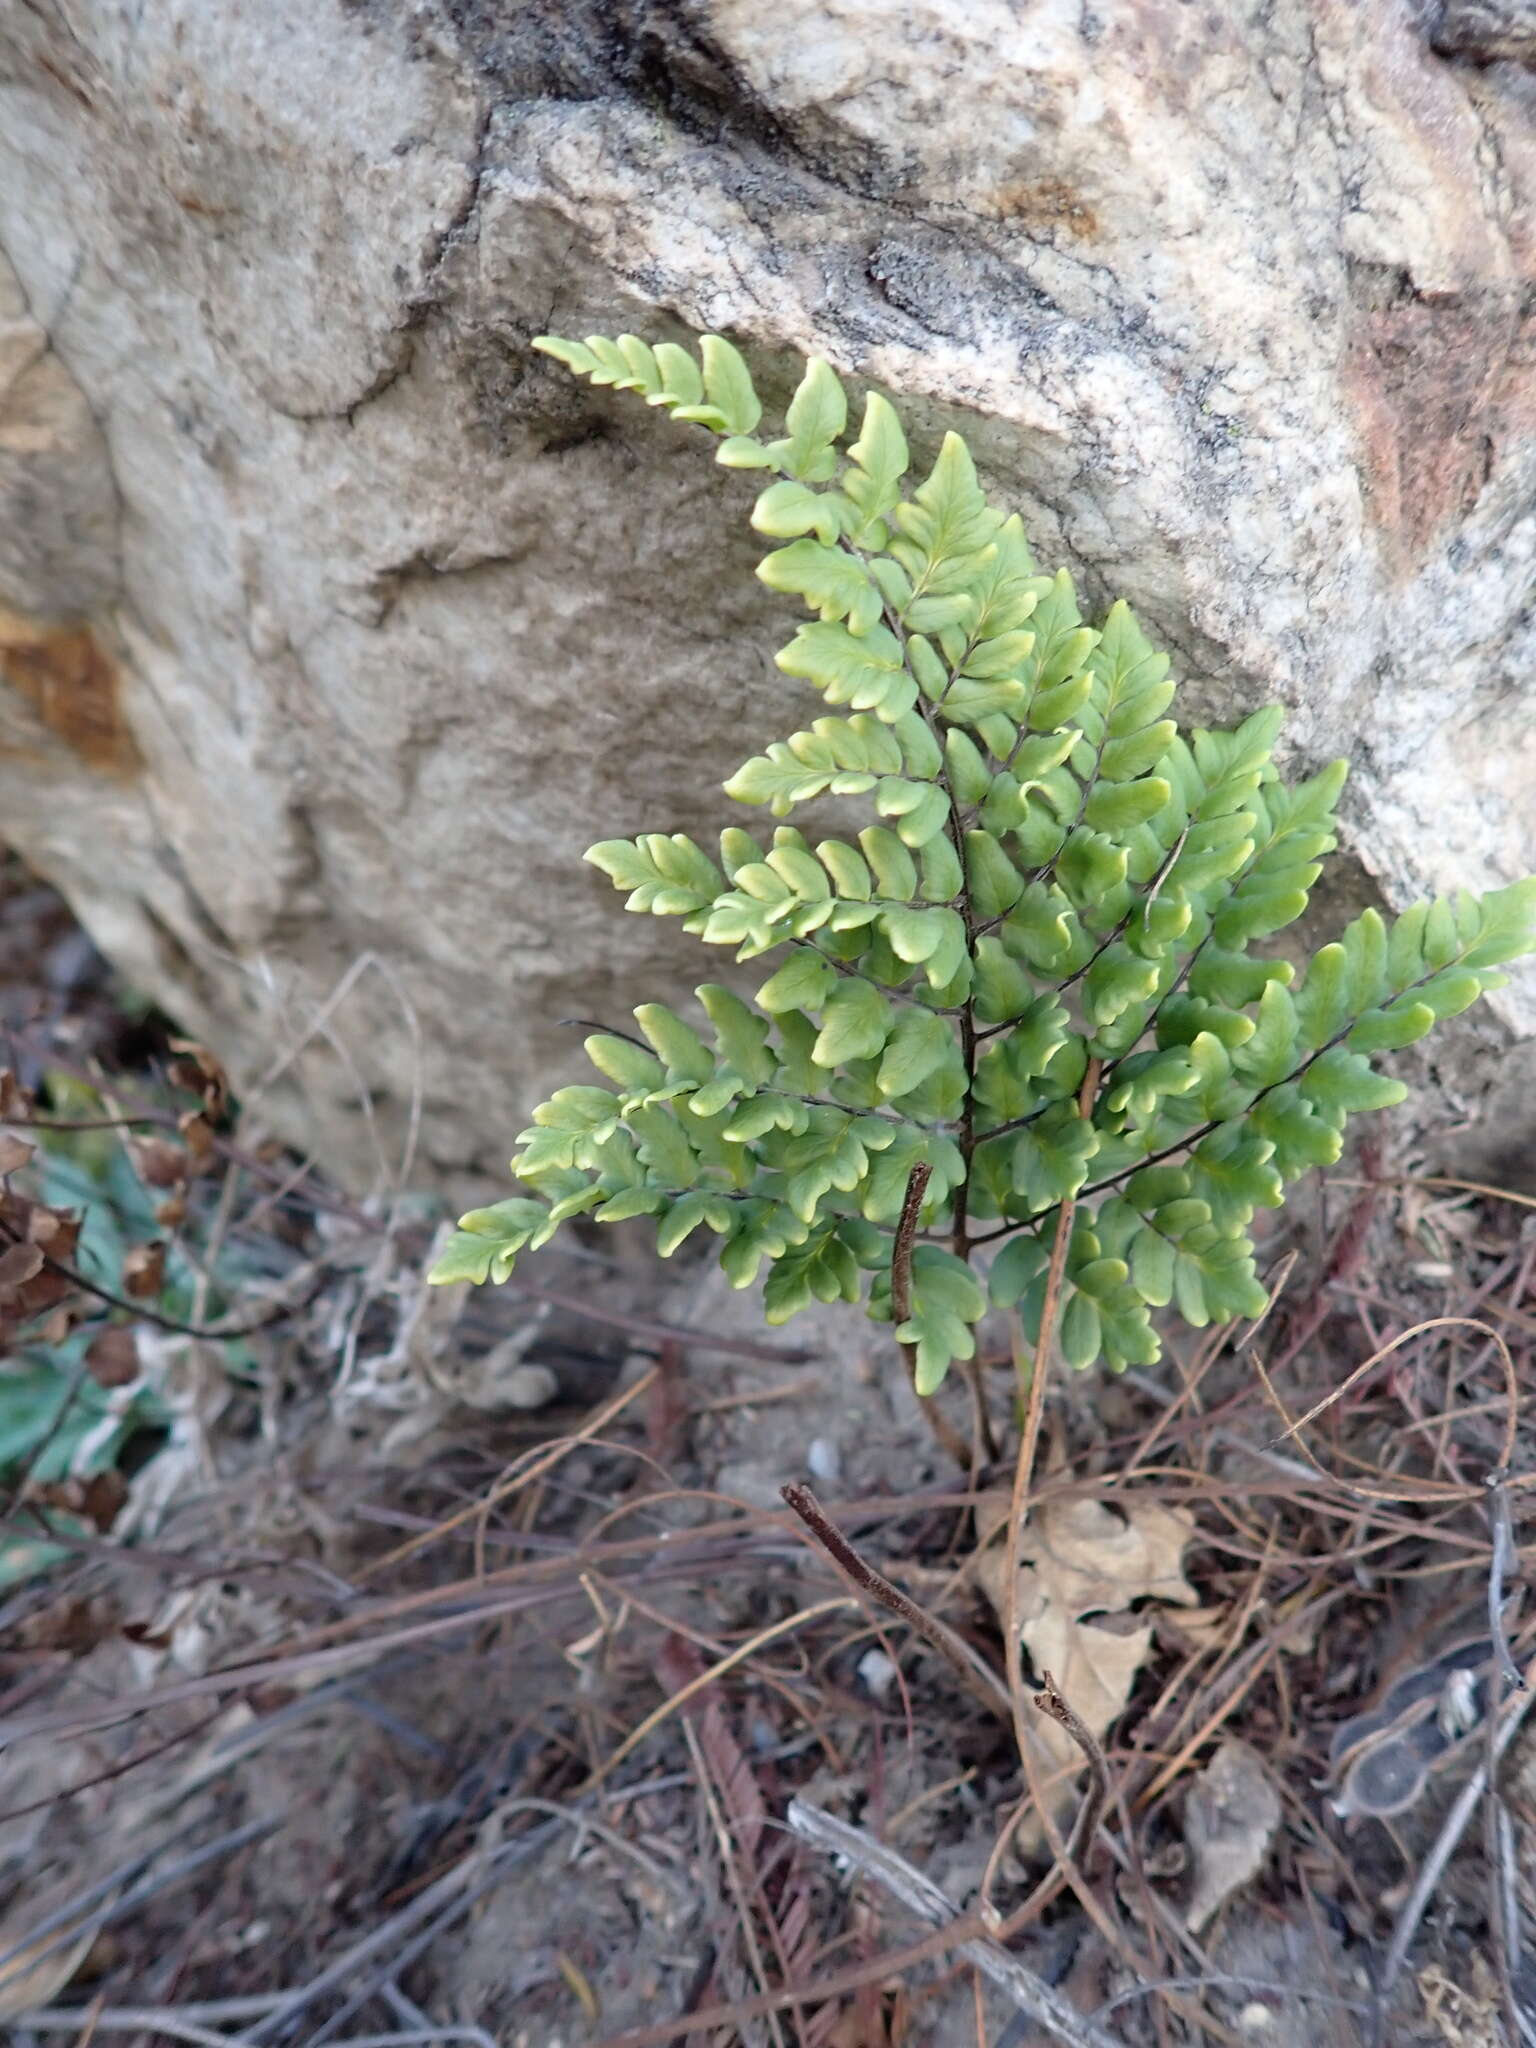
(0, 1, 1533, 1189)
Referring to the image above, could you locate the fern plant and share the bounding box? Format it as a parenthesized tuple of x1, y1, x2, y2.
(428, 330, 1536, 1399)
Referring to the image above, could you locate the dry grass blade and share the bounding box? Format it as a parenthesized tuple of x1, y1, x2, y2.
(577, 1597, 854, 1794)
(1263, 1315, 1519, 1477)
(359, 1365, 659, 1578)
(587, 1917, 995, 2048)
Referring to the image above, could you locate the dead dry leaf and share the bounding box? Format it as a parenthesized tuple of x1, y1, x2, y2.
(168, 1038, 229, 1117)
(1182, 1737, 1280, 1931)
(1162, 1603, 1231, 1652)
(0, 1241, 45, 1295)
(0, 1863, 120, 2019)
(987, 1494, 1199, 1618)
(975, 1491, 1197, 1839)
(177, 1110, 216, 1172)
(128, 1135, 188, 1189)
(0, 1132, 34, 1175)
(121, 1241, 166, 1299)
(1023, 1605, 1154, 1749)
(85, 1326, 140, 1387)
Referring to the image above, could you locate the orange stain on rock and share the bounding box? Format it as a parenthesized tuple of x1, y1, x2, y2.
(989, 176, 1098, 239)
(0, 605, 140, 775)
(1343, 292, 1526, 575)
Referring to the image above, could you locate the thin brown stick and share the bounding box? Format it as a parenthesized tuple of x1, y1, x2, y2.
(780, 1484, 1010, 1721)
(1034, 1670, 1111, 1872)
(978, 1668, 1118, 1946)
(1003, 1062, 1099, 1769)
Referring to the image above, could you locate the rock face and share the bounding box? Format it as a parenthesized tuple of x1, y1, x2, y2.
(1, 1, 1534, 1188)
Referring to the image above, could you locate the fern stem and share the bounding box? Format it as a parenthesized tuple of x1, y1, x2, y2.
(855, 570, 982, 1261)
(889, 1160, 932, 1332)
(888, 1160, 969, 1464)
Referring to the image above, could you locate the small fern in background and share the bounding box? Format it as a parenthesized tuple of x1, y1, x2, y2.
(429, 330, 1536, 1398)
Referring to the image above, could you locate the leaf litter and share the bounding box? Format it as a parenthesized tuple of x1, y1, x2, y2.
(976, 1489, 1198, 1831)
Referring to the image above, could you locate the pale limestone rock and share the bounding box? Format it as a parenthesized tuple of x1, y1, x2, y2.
(0, 2, 1533, 1188)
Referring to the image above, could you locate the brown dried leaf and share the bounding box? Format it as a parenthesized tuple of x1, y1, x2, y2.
(27, 1204, 79, 1258)
(1182, 1737, 1280, 1931)
(0, 1133, 34, 1175)
(976, 1491, 1197, 1837)
(128, 1135, 187, 1188)
(177, 1110, 216, 1172)
(86, 1326, 140, 1387)
(0, 1191, 78, 1342)
(121, 1241, 166, 1299)
(169, 1038, 229, 1116)
(0, 1072, 28, 1119)
(1024, 1609, 1155, 1752)
(28, 1470, 127, 1533)
(154, 1190, 189, 1229)
(1160, 1603, 1232, 1653)
(0, 1918, 98, 2019)
(0, 1242, 45, 1297)
(981, 1494, 1198, 1620)
(122, 1619, 174, 1649)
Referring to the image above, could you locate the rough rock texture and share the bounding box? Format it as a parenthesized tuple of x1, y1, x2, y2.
(1, 1, 1534, 1189)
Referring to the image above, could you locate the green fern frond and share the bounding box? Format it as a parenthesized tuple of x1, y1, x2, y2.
(432, 332, 1536, 1399)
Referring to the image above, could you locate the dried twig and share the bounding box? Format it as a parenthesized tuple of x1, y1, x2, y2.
(243, 1824, 560, 2046)
(0, 1818, 276, 1991)
(15, 2011, 248, 2048)
(1487, 1794, 1525, 2048)
(780, 1483, 1009, 1721)
(786, 1797, 1127, 2048)
(1375, 1667, 1536, 2036)
(577, 1597, 854, 1794)
(1033, 1672, 1110, 1873)
(1484, 1465, 1526, 1693)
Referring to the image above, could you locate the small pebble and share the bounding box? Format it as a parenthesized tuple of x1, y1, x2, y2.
(857, 1648, 899, 1702)
(503, 1363, 560, 1410)
(806, 1436, 842, 1483)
